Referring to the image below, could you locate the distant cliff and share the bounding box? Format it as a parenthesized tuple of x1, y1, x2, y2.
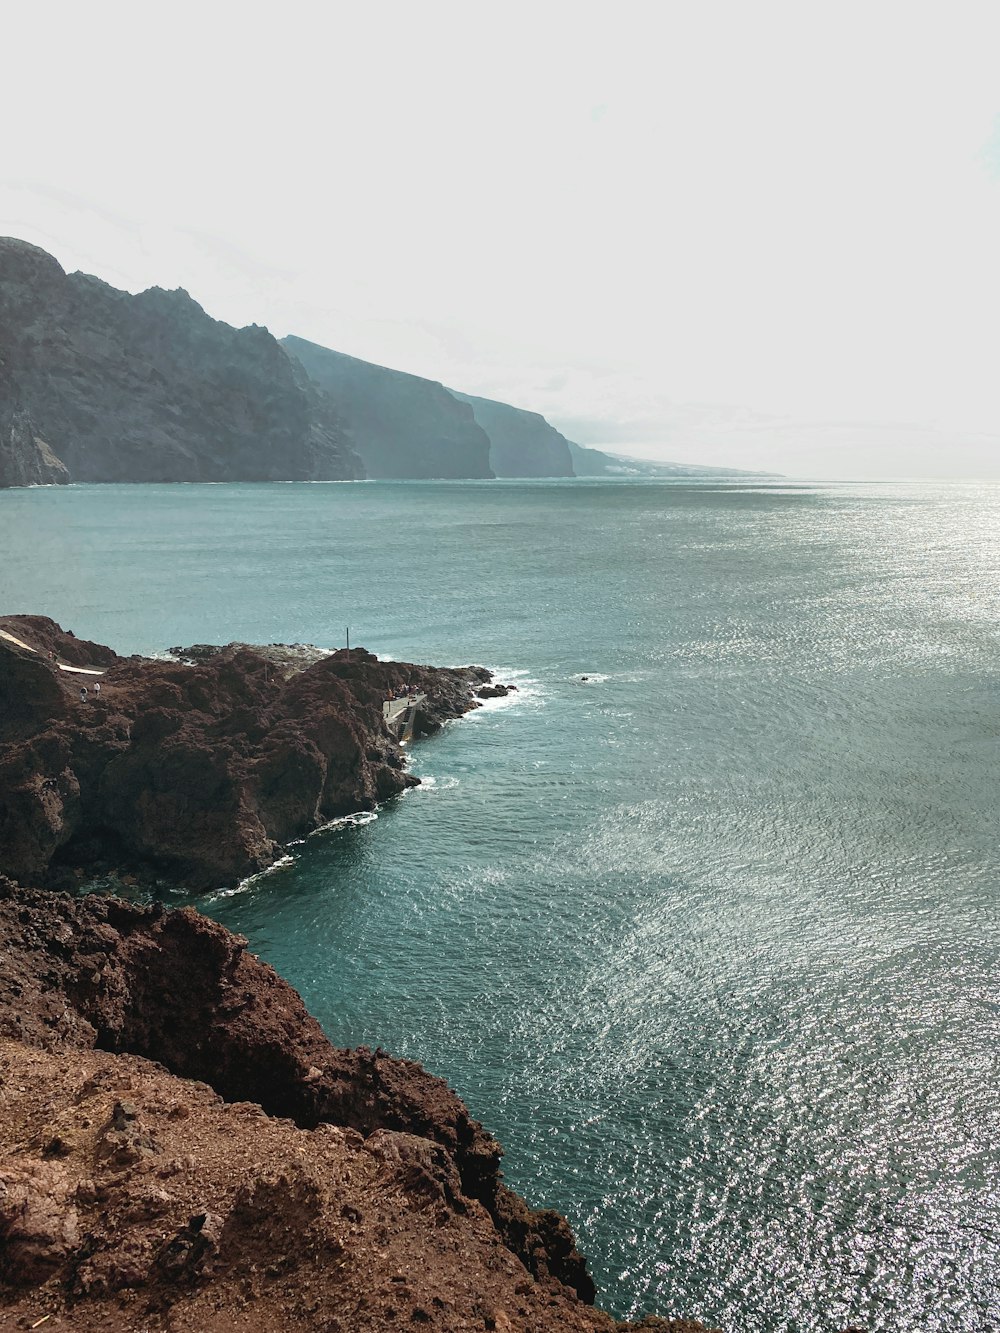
(0, 236, 771, 490)
(283, 336, 494, 479)
(0, 238, 363, 487)
(449, 390, 575, 477)
(568, 440, 774, 478)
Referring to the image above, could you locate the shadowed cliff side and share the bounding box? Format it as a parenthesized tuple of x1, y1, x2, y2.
(0, 238, 363, 485)
(283, 335, 495, 479)
(0, 880, 726, 1329)
(0, 403, 70, 487)
(450, 389, 576, 477)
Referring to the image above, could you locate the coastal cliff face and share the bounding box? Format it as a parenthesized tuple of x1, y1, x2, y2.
(0, 615, 496, 891)
(450, 390, 576, 477)
(0, 404, 70, 487)
(283, 335, 495, 479)
(0, 879, 718, 1331)
(0, 238, 363, 485)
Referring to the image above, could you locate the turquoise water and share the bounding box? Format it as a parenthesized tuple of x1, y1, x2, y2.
(1, 479, 998, 1331)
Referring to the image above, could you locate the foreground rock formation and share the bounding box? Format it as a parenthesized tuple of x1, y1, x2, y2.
(0, 403, 70, 487)
(0, 615, 500, 891)
(0, 879, 714, 1332)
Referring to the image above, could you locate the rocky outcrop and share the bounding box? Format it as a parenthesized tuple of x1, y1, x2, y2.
(0, 237, 363, 484)
(282, 335, 495, 479)
(0, 615, 495, 890)
(0, 879, 713, 1330)
(450, 390, 576, 477)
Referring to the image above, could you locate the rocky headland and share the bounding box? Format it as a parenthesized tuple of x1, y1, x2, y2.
(0, 615, 507, 892)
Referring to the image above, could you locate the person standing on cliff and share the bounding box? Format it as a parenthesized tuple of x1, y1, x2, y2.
(80, 686, 88, 703)
(94, 681, 101, 696)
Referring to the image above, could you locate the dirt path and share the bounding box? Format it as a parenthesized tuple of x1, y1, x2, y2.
(0, 626, 105, 675)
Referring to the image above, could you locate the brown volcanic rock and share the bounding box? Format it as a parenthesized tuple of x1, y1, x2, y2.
(0, 880, 618, 1318)
(1, 613, 120, 671)
(0, 615, 492, 889)
(0, 236, 362, 485)
(0, 881, 499, 1190)
(1, 1037, 668, 1331)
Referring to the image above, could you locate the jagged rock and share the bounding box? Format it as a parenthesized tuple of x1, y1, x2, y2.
(477, 682, 514, 698)
(2, 1036, 653, 1330)
(0, 883, 727, 1327)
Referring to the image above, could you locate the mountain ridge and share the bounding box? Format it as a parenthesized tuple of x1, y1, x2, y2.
(0, 238, 771, 486)
(0, 237, 364, 486)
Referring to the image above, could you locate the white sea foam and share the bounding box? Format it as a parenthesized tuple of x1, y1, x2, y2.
(308, 809, 379, 836)
(212, 854, 298, 901)
(463, 666, 545, 717)
(412, 773, 460, 792)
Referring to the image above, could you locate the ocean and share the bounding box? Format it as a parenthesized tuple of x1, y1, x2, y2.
(1, 478, 997, 1331)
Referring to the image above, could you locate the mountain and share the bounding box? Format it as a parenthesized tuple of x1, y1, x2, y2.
(0, 237, 772, 489)
(0, 238, 362, 486)
(282, 336, 493, 479)
(448, 390, 574, 477)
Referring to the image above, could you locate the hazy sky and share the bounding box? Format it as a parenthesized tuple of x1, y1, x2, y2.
(3, 1, 1000, 478)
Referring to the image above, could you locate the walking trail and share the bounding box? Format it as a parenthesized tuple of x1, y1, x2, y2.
(0, 627, 106, 675)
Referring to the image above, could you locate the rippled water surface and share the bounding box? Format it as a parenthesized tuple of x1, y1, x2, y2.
(2, 478, 998, 1330)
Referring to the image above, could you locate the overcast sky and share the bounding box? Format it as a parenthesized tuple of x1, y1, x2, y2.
(3, 1, 1000, 478)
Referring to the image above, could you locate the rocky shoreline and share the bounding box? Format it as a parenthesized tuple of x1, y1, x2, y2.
(0, 614, 861, 1331)
(0, 615, 510, 892)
